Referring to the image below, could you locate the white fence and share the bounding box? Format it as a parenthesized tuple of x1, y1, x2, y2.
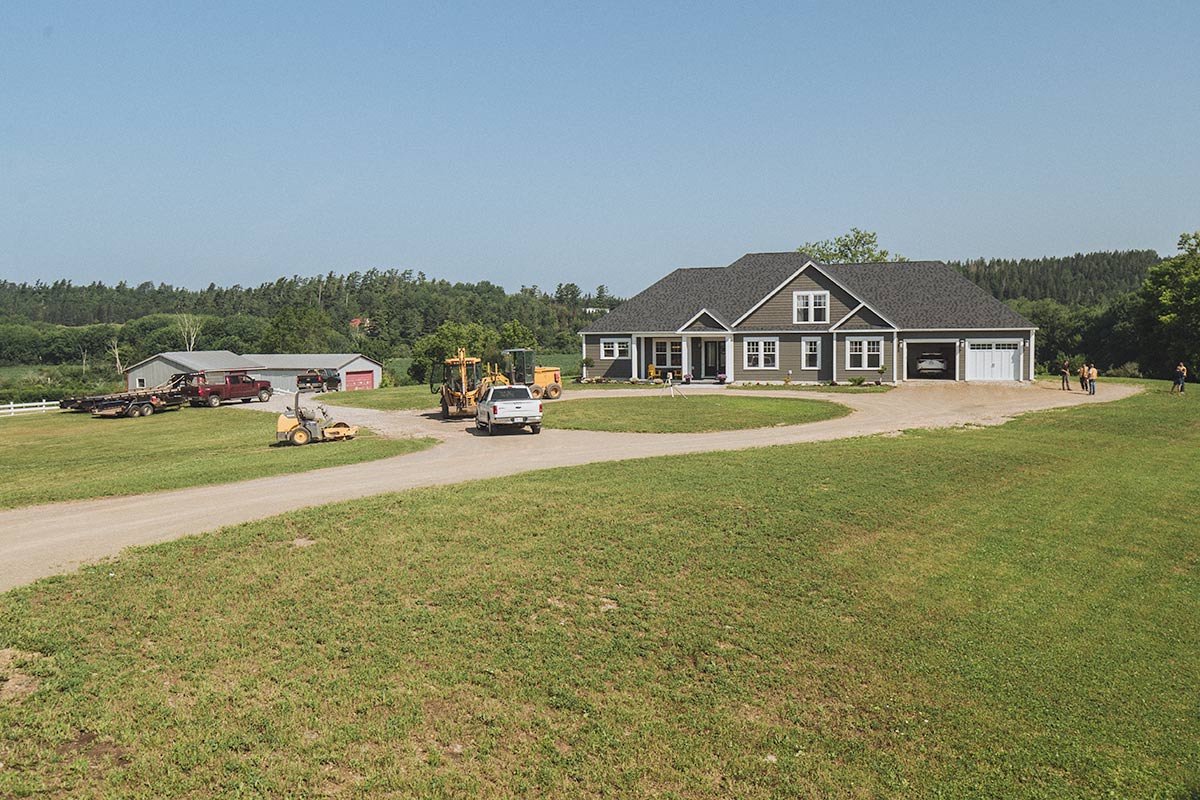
(2, 399, 58, 417)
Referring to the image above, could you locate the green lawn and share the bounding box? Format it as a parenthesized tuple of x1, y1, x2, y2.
(544, 394, 849, 432)
(0, 407, 434, 508)
(1, 388, 1197, 797)
(321, 384, 437, 411)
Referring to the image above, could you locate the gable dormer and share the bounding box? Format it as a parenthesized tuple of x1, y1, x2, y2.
(735, 264, 861, 330)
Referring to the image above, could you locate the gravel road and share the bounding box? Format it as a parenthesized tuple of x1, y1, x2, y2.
(0, 381, 1139, 592)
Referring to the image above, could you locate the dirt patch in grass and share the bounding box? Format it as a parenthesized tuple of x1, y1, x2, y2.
(0, 648, 42, 704)
(55, 730, 131, 766)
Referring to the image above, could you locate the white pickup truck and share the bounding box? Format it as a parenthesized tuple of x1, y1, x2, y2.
(475, 385, 543, 435)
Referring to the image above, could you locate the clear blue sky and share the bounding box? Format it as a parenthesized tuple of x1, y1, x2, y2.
(2, 2, 1197, 295)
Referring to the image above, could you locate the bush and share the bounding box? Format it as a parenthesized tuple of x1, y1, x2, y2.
(0, 364, 124, 403)
(1106, 362, 1143, 378)
(849, 376, 867, 386)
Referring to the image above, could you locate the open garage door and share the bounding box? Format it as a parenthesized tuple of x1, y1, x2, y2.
(906, 342, 956, 380)
(966, 341, 1021, 381)
(344, 371, 375, 390)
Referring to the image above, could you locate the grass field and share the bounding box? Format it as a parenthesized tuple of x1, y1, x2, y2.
(1, 388, 1196, 797)
(0, 408, 434, 508)
(544, 395, 848, 432)
(322, 385, 436, 411)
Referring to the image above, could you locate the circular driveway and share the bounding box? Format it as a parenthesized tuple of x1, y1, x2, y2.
(0, 381, 1139, 592)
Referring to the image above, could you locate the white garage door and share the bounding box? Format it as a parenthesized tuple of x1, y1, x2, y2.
(966, 341, 1022, 381)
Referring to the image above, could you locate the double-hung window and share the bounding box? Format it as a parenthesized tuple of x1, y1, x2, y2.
(846, 337, 883, 370)
(600, 338, 630, 360)
(743, 337, 778, 369)
(793, 291, 829, 324)
(654, 340, 683, 368)
(801, 337, 821, 370)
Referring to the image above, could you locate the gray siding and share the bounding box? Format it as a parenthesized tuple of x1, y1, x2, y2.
(733, 334, 834, 383)
(583, 335, 633, 380)
(738, 270, 859, 330)
(125, 357, 242, 390)
(833, 332, 898, 383)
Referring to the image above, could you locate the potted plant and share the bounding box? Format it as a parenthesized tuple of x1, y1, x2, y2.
(716, 373, 727, 385)
(876, 364, 886, 385)
(682, 372, 692, 385)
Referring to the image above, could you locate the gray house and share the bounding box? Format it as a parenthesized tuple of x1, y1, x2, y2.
(124, 350, 264, 391)
(244, 353, 383, 392)
(580, 252, 1037, 384)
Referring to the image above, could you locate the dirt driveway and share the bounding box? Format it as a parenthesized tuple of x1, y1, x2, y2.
(0, 381, 1139, 592)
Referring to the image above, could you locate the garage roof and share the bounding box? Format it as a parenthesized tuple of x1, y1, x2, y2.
(124, 350, 264, 373)
(243, 353, 381, 370)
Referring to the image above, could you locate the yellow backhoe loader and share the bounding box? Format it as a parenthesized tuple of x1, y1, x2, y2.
(431, 348, 508, 419)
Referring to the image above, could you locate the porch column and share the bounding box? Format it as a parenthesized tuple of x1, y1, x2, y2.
(681, 335, 690, 379)
(892, 336, 899, 384)
(580, 335, 587, 380)
(633, 336, 641, 380)
(724, 335, 735, 383)
(831, 333, 838, 384)
(1028, 331, 1036, 381)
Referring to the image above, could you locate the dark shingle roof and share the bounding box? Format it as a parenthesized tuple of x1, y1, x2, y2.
(580, 253, 813, 333)
(824, 261, 1034, 329)
(581, 253, 1034, 333)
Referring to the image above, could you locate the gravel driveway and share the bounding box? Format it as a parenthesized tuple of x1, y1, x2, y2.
(0, 381, 1139, 592)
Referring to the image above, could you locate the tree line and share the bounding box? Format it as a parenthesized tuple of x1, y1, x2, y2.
(0, 271, 617, 371)
(3, 234, 1199, 394)
(958, 242, 1199, 379)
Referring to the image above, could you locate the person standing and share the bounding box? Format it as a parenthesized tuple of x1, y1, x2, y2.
(1088, 363, 1098, 395)
(1060, 360, 1072, 390)
(1172, 361, 1187, 394)
(1079, 363, 1089, 391)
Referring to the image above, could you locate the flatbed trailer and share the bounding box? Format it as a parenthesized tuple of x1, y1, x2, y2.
(60, 373, 194, 418)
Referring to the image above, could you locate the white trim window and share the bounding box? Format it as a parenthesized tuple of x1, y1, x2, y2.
(654, 340, 683, 369)
(743, 337, 778, 370)
(847, 337, 883, 370)
(793, 291, 830, 324)
(600, 338, 630, 360)
(135, 377, 147, 388)
(801, 337, 821, 371)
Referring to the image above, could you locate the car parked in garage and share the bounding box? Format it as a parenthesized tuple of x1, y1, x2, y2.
(916, 352, 950, 375)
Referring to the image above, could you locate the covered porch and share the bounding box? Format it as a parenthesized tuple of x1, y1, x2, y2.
(633, 334, 733, 382)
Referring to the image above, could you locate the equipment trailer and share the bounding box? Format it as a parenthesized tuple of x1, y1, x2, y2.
(60, 372, 193, 418)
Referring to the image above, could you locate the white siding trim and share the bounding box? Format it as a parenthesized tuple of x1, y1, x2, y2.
(676, 308, 731, 333)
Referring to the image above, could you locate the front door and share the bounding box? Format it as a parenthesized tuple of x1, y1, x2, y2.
(703, 341, 724, 378)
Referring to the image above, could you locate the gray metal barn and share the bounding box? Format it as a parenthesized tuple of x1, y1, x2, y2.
(243, 354, 383, 392)
(123, 351, 264, 391)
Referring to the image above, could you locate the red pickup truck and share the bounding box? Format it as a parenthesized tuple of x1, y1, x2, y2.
(184, 373, 273, 407)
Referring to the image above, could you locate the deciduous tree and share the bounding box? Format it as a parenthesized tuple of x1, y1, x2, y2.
(798, 228, 904, 263)
(1136, 231, 1200, 377)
